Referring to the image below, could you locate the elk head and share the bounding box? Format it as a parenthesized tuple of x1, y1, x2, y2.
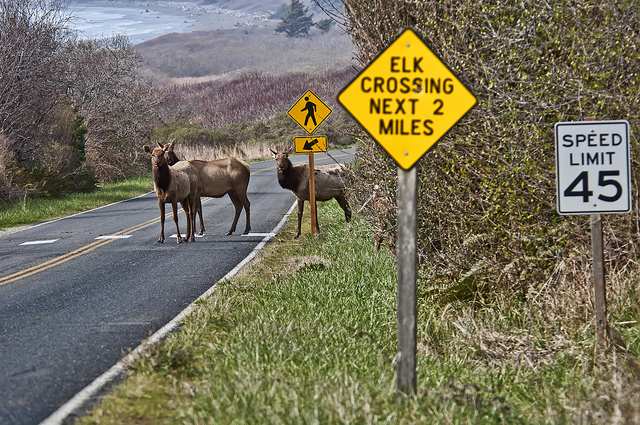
(143, 141, 169, 169)
(270, 147, 293, 174)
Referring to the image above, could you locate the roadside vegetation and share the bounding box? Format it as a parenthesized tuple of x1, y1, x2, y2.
(0, 176, 151, 231)
(0, 0, 355, 206)
(2, 0, 640, 422)
(77, 202, 640, 424)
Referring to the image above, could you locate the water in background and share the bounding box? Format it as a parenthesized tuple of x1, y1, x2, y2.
(66, 2, 248, 44)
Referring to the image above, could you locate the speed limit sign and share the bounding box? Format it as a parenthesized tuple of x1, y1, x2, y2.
(555, 120, 631, 215)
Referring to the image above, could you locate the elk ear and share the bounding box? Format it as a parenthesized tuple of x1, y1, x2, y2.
(270, 149, 277, 157)
(285, 147, 293, 155)
(143, 145, 152, 154)
(168, 139, 176, 149)
(156, 140, 164, 149)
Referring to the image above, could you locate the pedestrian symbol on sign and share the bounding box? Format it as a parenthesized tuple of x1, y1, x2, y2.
(302, 97, 317, 127)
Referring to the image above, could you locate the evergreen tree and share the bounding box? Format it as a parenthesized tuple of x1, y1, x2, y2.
(275, 0, 314, 38)
(315, 18, 334, 34)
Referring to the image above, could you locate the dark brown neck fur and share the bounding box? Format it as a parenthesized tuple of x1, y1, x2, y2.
(277, 158, 305, 192)
(153, 163, 172, 193)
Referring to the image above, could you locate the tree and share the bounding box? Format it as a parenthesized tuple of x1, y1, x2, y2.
(315, 18, 334, 33)
(0, 0, 160, 200)
(0, 0, 70, 161)
(275, 0, 314, 38)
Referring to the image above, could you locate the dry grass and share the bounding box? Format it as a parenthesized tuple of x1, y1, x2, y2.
(169, 140, 275, 162)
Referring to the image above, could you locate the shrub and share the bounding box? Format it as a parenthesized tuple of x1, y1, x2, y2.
(343, 0, 640, 303)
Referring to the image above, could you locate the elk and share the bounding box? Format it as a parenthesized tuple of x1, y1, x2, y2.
(271, 148, 351, 238)
(143, 141, 199, 244)
(164, 140, 251, 235)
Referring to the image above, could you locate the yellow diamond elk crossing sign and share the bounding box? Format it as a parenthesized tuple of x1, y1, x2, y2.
(288, 89, 332, 134)
(337, 28, 477, 170)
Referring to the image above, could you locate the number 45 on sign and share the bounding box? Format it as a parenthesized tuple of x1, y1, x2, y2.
(555, 120, 631, 215)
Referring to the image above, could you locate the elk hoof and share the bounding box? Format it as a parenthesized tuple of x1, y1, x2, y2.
(226, 230, 233, 236)
(157, 238, 164, 244)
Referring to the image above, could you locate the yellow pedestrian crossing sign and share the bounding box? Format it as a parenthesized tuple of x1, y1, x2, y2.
(288, 89, 332, 134)
(294, 136, 328, 153)
(337, 28, 477, 170)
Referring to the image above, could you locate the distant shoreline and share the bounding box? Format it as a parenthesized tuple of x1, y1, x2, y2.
(66, 0, 277, 44)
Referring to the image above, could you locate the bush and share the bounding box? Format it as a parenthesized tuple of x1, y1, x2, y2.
(344, 0, 640, 301)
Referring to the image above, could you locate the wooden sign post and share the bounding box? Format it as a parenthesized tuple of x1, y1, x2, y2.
(338, 28, 477, 395)
(591, 213, 607, 346)
(288, 90, 332, 235)
(308, 152, 317, 234)
(288, 91, 331, 236)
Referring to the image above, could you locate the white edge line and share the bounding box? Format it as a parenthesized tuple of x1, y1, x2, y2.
(39, 200, 297, 425)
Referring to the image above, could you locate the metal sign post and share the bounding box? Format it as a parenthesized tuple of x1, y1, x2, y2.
(397, 166, 417, 394)
(337, 28, 477, 395)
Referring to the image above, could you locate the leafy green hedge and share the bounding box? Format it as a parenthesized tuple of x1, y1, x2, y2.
(346, 1, 640, 300)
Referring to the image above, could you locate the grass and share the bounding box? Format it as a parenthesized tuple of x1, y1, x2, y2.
(75, 201, 640, 424)
(0, 175, 152, 231)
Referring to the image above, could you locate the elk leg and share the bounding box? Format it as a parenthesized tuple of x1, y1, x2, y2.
(230, 190, 251, 235)
(189, 193, 197, 241)
(226, 191, 242, 235)
(196, 197, 205, 235)
(374, 230, 382, 252)
(294, 198, 304, 238)
(157, 200, 165, 244)
(171, 201, 183, 243)
(336, 195, 352, 223)
(180, 199, 193, 243)
(240, 192, 251, 234)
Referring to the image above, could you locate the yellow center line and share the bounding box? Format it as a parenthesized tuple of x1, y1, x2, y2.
(0, 196, 225, 287)
(0, 213, 172, 287)
(250, 168, 272, 176)
(0, 156, 349, 288)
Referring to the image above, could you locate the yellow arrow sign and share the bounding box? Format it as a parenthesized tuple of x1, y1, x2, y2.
(288, 89, 332, 134)
(294, 136, 328, 153)
(337, 28, 477, 170)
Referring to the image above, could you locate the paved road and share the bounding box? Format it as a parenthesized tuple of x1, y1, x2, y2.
(0, 149, 354, 425)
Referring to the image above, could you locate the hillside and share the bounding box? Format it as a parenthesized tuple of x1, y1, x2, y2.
(137, 26, 355, 81)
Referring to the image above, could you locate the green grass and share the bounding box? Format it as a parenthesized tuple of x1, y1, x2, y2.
(0, 175, 152, 231)
(75, 202, 640, 424)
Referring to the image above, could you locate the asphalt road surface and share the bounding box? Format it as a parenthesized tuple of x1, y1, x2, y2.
(0, 149, 354, 425)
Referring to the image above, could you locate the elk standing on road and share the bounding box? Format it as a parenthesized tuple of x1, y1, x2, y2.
(271, 148, 351, 238)
(164, 140, 251, 235)
(143, 142, 199, 243)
